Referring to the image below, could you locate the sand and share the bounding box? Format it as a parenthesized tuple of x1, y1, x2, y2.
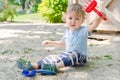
(0, 22, 120, 80)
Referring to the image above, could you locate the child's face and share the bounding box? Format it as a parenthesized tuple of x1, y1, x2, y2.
(66, 12, 84, 30)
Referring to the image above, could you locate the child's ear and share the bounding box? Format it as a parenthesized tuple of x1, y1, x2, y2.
(82, 17, 85, 23)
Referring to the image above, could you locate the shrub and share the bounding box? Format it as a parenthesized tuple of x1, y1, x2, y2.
(0, 1, 17, 22)
(38, 0, 68, 23)
(31, 0, 42, 13)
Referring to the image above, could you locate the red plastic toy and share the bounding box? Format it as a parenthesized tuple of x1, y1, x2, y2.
(83, 0, 107, 21)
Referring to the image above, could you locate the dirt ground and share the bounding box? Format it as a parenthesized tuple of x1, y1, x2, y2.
(0, 23, 120, 80)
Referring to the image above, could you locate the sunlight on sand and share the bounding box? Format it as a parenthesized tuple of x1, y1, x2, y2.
(0, 29, 26, 38)
(0, 29, 53, 39)
(0, 54, 18, 61)
(26, 35, 40, 38)
(43, 46, 57, 50)
(56, 32, 64, 35)
(0, 55, 7, 59)
(33, 31, 52, 34)
(65, 71, 88, 79)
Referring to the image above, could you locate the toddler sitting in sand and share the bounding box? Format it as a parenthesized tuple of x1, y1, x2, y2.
(17, 3, 105, 72)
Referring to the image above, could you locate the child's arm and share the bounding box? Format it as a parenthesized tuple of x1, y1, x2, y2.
(88, 12, 106, 32)
(42, 40, 65, 46)
(88, 16, 101, 32)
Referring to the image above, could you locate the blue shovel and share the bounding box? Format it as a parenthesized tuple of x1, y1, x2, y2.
(22, 69, 56, 77)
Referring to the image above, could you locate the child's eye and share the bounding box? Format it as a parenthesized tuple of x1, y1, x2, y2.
(76, 18, 80, 20)
(68, 17, 72, 20)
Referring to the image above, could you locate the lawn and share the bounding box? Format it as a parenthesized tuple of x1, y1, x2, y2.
(14, 13, 44, 23)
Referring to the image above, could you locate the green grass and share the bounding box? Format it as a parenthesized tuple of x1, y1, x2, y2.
(14, 13, 43, 23)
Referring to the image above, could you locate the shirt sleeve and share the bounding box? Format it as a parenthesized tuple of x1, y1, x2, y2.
(85, 26, 92, 36)
(81, 26, 92, 36)
(88, 32, 92, 36)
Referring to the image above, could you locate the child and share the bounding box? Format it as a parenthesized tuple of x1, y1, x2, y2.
(17, 3, 105, 72)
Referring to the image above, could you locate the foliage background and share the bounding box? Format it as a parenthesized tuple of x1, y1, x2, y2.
(38, 0, 68, 23)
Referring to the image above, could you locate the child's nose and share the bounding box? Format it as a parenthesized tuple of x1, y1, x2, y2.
(71, 19, 75, 23)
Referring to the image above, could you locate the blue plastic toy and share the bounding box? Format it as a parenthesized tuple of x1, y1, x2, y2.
(22, 69, 56, 77)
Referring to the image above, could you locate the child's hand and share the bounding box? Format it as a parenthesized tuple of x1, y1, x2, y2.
(42, 40, 64, 46)
(42, 40, 51, 45)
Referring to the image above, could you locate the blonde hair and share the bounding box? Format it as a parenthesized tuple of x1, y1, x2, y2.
(62, 4, 85, 22)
